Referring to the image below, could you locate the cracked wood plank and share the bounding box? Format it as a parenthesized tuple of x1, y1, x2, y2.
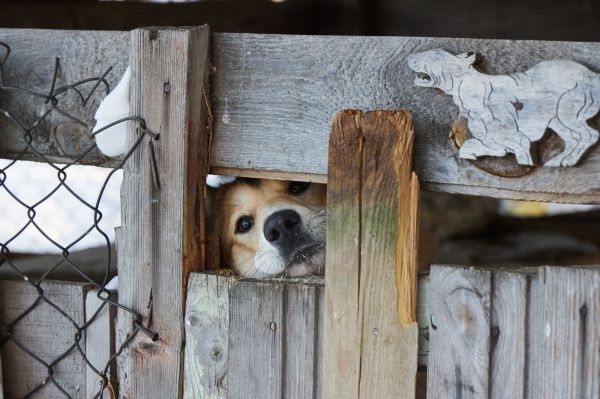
(324, 110, 419, 399)
(117, 26, 210, 399)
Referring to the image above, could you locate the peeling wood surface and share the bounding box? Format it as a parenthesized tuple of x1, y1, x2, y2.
(427, 265, 600, 399)
(117, 26, 210, 399)
(324, 110, 419, 399)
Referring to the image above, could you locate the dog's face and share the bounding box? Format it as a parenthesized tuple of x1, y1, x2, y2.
(209, 179, 326, 278)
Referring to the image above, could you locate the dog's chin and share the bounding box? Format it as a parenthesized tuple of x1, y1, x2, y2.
(285, 245, 325, 277)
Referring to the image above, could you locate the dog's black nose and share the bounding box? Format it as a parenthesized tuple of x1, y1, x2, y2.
(263, 210, 301, 252)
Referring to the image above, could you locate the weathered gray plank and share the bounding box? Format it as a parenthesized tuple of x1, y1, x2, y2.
(428, 265, 600, 399)
(527, 266, 600, 398)
(0, 280, 91, 398)
(211, 34, 600, 203)
(185, 274, 326, 399)
(2, 29, 600, 202)
(427, 266, 491, 399)
(184, 273, 235, 399)
(117, 26, 210, 398)
(228, 281, 285, 399)
(85, 289, 116, 399)
(0, 28, 129, 167)
(283, 282, 322, 399)
(489, 271, 527, 399)
(417, 274, 430, 367)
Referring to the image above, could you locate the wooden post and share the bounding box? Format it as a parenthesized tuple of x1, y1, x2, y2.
(324, 110, 420, 399)
(118, 26, 210, 398)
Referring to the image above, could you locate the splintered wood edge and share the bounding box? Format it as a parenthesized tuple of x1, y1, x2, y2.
(396, 173, 420, 326)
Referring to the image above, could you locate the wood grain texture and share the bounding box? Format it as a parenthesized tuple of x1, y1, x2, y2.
(0, 280, 91, 398)
(324, 110, 419, 399)
(2, 29, 600, 202)
(228, 281, 284, 399)
(183, 273, 234, 399)
(0, 28, 129, 167)
(323, 110, 363, 399)
(427, 266, 492, 399)
(283, 282, 323, 399)
(85, 289, 116, 399)
(184, 273, 326, 399)
(526, 266, 600, 398)
(428, 265, 600, 399)
(211, 34, 600, 203)
(490, 271, 526, 399)
(117, 26, 210, 399)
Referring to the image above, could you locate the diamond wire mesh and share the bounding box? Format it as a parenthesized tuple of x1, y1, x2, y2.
(0, 41, 158, 398)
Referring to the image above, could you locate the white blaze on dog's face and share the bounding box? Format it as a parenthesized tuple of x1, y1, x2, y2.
(210, 179, 326, 278)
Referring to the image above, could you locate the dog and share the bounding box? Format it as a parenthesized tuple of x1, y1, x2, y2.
(208, 178, 326, 278)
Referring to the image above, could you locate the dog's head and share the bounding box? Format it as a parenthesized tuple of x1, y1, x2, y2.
(208, 178, 326, 278)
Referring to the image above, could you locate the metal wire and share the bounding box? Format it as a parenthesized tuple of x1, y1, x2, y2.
(0, 41, 158, 398)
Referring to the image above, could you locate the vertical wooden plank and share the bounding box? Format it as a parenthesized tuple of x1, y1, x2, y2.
(527, 267, 600, 398)
(183, 273, 237, 399)
(323, 110, 363, 399)
(85, 290, 116, 399)
(490, 272, 527, 399)
(228, 281, 284, 399)
(417, 275, 430, 367)
(427, 266, 491, 399)
(359, 111, 419, 398)
(284, 283, 321, 399)
(118, 26, 210, 398)
(324, 110, 419, 399)
(0, 281, 91, 398)
(315, 285, 324, 399)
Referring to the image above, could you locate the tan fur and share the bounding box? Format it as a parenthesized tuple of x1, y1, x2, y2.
(208, 179, 326, 278)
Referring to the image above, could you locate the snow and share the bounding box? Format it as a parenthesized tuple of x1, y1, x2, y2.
(0, 160, 122, 254)
(93, 66, 130, 157)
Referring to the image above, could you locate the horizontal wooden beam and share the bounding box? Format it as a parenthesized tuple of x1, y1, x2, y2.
(0, 28, 129, 167)
(2, 29, 600, 202)
(211, 33, 600, 203)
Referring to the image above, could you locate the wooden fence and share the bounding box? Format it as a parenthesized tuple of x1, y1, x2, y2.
(0, 281, 114, 398)
(0, 25, 599, 398)
(428, 265, 600, 399)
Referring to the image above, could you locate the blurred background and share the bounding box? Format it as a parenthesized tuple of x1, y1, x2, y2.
(0, 0, 598, 41)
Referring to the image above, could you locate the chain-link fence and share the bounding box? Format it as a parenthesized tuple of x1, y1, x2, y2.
(0, 41, 156, 398)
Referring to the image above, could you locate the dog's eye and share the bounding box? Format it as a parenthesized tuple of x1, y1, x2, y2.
(288, 181, 310, 195)
(235, 216, 253, 234)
